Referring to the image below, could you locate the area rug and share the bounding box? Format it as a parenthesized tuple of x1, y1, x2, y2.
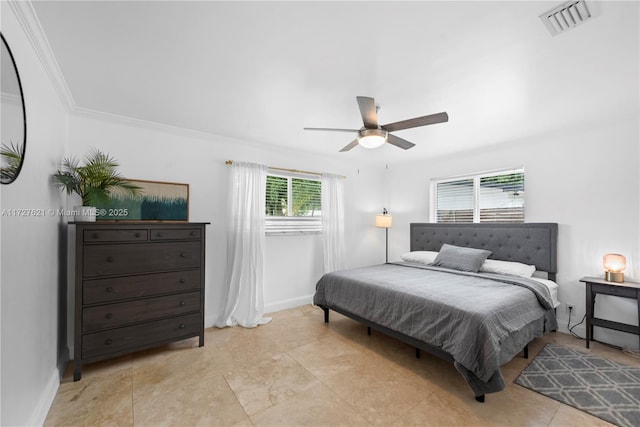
(515, 344, 640, 427)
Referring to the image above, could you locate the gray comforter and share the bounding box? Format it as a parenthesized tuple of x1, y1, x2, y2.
(313, 262, 558, 397)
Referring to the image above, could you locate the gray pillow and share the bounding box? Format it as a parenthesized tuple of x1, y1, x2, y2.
(432, 244, 491, 273)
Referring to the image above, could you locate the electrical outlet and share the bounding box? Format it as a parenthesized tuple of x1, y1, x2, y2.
(566, 303, 574, 314)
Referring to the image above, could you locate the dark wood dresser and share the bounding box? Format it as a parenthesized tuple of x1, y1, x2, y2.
(71, 222, 208, 380)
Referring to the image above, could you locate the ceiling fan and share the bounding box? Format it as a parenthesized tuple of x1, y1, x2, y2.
(304, 96, 448, 152)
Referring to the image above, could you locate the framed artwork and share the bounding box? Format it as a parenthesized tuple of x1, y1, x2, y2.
(95, 179, 189, 221)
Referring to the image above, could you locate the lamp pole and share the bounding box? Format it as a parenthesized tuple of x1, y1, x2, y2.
(385, 227, 389, 263)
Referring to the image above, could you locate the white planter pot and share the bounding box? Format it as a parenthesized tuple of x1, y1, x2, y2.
(74, 206, 96, 222)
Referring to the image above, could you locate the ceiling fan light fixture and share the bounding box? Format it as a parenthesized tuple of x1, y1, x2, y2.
(358, 128, 388, 149)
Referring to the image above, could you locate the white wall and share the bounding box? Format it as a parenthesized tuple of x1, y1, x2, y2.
(0, 3, 69, 426)
(384, 114, 640, 350)
(66, 113, 386, 330)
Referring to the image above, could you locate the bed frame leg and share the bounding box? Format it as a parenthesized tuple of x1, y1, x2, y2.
(475, 395, 485, 403)
(524, 344, 529, 359)
(415, 348, 421, 359)
(367, 326, 371, 336)
(323, 307, 329, 323)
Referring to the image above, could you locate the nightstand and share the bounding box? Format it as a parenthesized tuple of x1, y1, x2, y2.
(580, 277, 640, 350)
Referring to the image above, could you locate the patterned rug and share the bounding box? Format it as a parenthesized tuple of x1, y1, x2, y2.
(515, 344, 640, 427)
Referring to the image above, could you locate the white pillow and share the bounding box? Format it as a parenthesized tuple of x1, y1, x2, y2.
(480, 259, 536, 278)
(400, 251, 439, 265)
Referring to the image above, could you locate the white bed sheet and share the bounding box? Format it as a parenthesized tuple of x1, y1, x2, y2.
(530, 277, 560, 308)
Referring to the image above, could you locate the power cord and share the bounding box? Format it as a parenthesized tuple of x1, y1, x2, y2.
(567, 306, 586, 339)
(566, 306, 640, 358)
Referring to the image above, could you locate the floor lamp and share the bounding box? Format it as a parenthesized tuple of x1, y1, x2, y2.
(375, 208, 392, 263)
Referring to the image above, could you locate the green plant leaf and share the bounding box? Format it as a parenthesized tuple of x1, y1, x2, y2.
(52, 148, 141, 206)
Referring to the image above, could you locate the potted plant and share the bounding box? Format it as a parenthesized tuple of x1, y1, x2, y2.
(53, 148, 140, 221)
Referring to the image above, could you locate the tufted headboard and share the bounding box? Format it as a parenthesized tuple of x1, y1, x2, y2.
(410, 223, 558, 278)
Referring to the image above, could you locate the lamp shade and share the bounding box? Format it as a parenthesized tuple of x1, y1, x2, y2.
(375, 214, 392, 228)
(603, 253, 626, 282)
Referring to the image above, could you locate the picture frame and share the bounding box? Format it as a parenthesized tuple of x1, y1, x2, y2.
(95, 179, 189, 221)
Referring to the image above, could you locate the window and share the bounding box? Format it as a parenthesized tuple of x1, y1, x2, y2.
(431, 168, 525, 223)
(265, 173, 322, 234)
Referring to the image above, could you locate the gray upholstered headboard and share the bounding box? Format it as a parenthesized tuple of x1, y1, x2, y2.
(410, 223, 558, 277)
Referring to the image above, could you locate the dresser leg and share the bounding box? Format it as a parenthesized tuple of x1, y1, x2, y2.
(73, 365, 82, 381)
(199, 333, 204, 347)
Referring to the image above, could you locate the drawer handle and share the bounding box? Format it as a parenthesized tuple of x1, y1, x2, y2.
(134, 232, 141, 238)
(105, 313, 113, 319)
(180, 252, 187, 258)
(157, 232, 163, 238)
(190, 231, 196, 236)
(105, 339, 112, 345)
(179, 279, 185, 284)
(179, 301, 186, 306)
(179, 324, 186, 329)
(106, 287, 114, 293)
(106, 256, 114, 263)
(92, 233, 99, 239)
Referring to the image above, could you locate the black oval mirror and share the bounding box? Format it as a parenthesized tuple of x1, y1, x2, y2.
(1, 33, 27, 184)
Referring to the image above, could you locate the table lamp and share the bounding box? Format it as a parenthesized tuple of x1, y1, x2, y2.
(603, 253, 626, 282)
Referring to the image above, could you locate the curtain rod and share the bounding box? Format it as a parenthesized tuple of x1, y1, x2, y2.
(225, 160, 345, 178)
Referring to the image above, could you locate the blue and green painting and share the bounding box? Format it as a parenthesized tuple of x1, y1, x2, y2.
(95, 180, 188, 221)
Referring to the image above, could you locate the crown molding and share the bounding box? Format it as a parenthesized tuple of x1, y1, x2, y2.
(72, 106, 225, 142)
(8, 0, 76, 111)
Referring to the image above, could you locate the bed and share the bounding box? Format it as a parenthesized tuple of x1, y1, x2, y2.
(313, 222, 559, 402)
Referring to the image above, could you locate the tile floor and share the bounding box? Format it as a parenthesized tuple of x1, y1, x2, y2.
(45, 305, 639, 426)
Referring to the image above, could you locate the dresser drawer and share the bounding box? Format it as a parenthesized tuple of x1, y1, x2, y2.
(84, 229, 148, 243)
(83, 270, 201, 304)
(83, 241, 201, 277)
(150, 228, 202, 241)
(82, 291, 200, 332)
(82, 313, 201, 360)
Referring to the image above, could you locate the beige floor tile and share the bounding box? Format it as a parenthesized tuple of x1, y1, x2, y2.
(472, 382, 561, 426)
(288, 334, 367, 378)
(318, 358, 433, 425)
(251, 382, 370, 426)
(548, 403, 616, 427)
(44, 306, 640, 427)
(44, 368, 133, 427)
(391, 390, 494, 427)
(132, 372, 248, 427)
(224, 352, 319, 416)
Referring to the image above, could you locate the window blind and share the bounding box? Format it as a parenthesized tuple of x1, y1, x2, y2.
(266, 174, 322, 234)
(479, 172, 524, 223)
(432, 169, 525, 223)
(435, 179, 474, 223)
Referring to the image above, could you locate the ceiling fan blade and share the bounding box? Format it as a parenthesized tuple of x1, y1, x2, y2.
(339, 139, 359, 152)
(304, 127, 359, 133)
(387, 134, 416, 150)
(356, 96, 378, 129)
(382, 112, 449, 132)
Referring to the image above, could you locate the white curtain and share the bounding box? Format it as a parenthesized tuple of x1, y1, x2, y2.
(215, 162, 272, 328)
(321, 173, 346, 273)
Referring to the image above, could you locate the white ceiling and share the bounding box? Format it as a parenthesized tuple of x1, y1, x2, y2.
(30, 1, 639, 162)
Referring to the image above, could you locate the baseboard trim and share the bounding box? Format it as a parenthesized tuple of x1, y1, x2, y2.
(27, 369, 59, 427)
(264, 294, 314, 314)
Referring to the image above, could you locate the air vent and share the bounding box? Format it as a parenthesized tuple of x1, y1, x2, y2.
(540, 1, 593, 36)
